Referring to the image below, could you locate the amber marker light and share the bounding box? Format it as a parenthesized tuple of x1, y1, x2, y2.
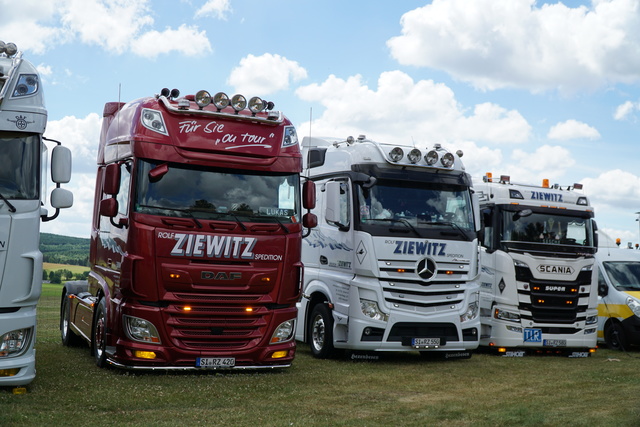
(445, 270, 454, 275)
(134, 350, 157, 359)
(396, 268, 406, 273)
(261, 277, 271, 283)
(169, 273, 181, 279)
(245, 307, 254, 313)
(183, 306, 192, 312)
(271, 351, 288, 359)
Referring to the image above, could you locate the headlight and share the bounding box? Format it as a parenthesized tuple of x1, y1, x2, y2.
(195, 90, 212, 108)
(424, 150, 438, 165)
(270, 319, 295, 344)
(494, 307, 520, 323)
(12, 74, 39, 97)
(0, 328, 32, 358)
(388, 147, 403, 162)
(360, 299, 389, 322)
(626, 297, 640, 318)
(461, 301, 479, 322)
(123, 315, 161, 344)
(141, 108, 168, 136)
(407, 148, 421, 164)
(441, 152, 455, 167)
(585, 315, 598, 325)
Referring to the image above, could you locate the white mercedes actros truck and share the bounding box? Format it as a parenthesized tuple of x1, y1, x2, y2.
(476, 173, 598, 357)
(296, 135, 481, 359)
(0, 41, 73, 386)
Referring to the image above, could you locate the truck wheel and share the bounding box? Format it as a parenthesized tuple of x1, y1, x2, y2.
(60, 291, 82, 347)
(92, 298, 108, 368)
(604, 321, 628, 351)
(308, 304, 335, 359)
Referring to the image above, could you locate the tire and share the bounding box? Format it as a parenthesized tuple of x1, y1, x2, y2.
(604, 321, 628, 351)
(308, 304, 335, 359)
(60, 291, 83, 347)
(92, 298, 108, 368)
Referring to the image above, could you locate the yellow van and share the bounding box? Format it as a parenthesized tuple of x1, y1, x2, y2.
(596, 248, 640, 350)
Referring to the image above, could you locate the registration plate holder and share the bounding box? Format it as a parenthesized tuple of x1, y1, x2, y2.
(411, 337, 441, 348)
(196, 357, 236, 368)
(543, 339, 567, 347)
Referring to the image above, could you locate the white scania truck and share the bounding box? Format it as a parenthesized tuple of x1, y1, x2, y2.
(296, 135, 481, 359)
(476, 174, 598, 357)
(0, 41, 73, 386)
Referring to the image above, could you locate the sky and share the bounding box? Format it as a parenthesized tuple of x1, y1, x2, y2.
(3, 0, 640, 245)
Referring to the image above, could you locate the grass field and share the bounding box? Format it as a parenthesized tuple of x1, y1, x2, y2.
(42, 263, 90, 275)
(1, 283, 639, 426)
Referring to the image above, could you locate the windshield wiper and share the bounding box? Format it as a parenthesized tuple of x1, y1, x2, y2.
(138, 204, 202, 228)
(369, 218, 422, 237)
(423, 221, 468, 239)
(0, 191, 16, 213)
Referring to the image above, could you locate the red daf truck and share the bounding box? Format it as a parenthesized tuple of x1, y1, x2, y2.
(60, 89, 316, 370)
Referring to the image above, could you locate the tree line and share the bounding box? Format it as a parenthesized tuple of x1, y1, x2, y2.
(41, 232, 90, 266)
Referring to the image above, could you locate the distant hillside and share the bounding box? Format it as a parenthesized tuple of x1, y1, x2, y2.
(40, 233, 90, 266)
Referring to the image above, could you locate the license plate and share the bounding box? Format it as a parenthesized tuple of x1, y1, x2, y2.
(543, 339, 567, 347)
(412, 337, 440, 348)
(523, 328, 542, 343)
(196, 357, 236, 368)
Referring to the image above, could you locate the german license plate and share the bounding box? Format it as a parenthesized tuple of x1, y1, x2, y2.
(543, 339, 566, 347)
(196, 357, 236, 368)
(412, 337, 440, 348)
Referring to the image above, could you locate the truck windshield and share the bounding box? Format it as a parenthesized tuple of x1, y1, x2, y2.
(501, 210, 593, 247)
(134, 160, 300, 223)
(357, 180, 475, 240)
(602, 261, 640, 291)
(0, 132, 39, 199)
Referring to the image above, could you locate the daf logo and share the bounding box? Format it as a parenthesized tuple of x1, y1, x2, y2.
(201, 271, 242, 280)
(416, 258, 437, 281)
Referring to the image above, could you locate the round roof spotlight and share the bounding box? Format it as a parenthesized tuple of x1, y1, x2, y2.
(5, 43, 17, 56)
(389, 147, 404, 162)
(160, 88, 171, 97)
(0, 41, 6, 54)
(231, 94, 247, 113)
(441, 152, 455, 167)
(408, 148, 421, 164)
(456, 149, 464, 158)
(213, 92, 230, 110)
(346, 136, 355, 145)
(425, 150, 438, 165)
(248, 96, 265, 114)
(195, 90, 212, 109)
(170, 88, 180, 99)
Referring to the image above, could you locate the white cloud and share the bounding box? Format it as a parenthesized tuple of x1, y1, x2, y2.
(0, 0, 213, 57)
(387, 0, 640, 92)
(195, 0, 231, 19)
(45, 113, 102, 174)
(295, 70, 531, 146)
(547, 119, 600, 140)
(40, 114, 102, 238)
(613, 100, 638, 120)
(130, 24, 212, 59)
(506, 145, 576, 183)
(228, 53, 308, 96)
(582, 169, 640, 210)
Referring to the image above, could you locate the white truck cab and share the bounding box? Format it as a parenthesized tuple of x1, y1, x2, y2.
(296, 135, 481, 359)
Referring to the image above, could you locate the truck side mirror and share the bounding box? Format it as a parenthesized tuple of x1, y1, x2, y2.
(598, 282, 608, 297)
(50, 188, 73, 209)
(303, 213, 317, 229)
(324, 181, 341, 224)
(302, 180, 316, 210)
(99, 197, 118, 217)
(104, 163, 121, 196)
(51, 145, 72, 184)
